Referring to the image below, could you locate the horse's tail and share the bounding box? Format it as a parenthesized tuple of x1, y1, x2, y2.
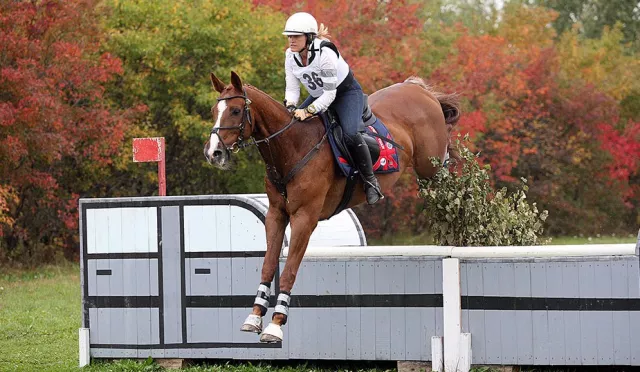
(404, 76, 462, 162)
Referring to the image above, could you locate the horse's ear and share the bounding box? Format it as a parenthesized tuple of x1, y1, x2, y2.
(230, 71, 243, 92)
(210, 73, 225, 93)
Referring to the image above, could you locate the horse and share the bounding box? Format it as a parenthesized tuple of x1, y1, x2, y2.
(204, 71, 460, 343)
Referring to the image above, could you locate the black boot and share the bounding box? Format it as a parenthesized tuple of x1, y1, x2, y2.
(347, 133, 384, 205)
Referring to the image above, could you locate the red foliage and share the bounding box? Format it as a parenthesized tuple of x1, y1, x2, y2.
(597, 121, 640, 199)
(0, 0, 141, 258)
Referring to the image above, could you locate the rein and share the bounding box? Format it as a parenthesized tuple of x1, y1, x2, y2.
(211, 88, 327, 199)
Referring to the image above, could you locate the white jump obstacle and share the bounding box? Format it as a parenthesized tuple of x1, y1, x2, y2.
(79, 194, 640, 371)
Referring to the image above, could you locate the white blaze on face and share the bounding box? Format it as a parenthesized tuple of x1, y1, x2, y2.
(207, 100, 227, 159)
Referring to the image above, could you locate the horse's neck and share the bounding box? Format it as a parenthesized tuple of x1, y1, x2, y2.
(248, 90, 324, 174)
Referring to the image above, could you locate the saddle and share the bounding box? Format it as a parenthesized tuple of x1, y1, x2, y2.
(321, 94, 402, 218)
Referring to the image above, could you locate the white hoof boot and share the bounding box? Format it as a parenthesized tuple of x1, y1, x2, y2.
(240, 314, 262, 333)
(260, 322, 283, 343)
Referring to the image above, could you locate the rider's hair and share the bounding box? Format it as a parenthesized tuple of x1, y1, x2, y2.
(316, 23, 331, 40)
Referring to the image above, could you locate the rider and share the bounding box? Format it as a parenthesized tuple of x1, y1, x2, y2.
(282, 12, 384, 205)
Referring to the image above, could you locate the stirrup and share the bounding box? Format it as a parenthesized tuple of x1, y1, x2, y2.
(364, 180, 384, 205)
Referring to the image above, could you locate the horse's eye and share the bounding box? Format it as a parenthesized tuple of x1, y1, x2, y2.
(231, 108, 241, 115)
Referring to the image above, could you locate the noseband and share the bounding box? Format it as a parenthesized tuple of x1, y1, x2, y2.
(210, 89, 253, 153)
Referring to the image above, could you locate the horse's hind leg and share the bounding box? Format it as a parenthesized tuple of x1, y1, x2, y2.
(260, 205, 320, 343)
(241, 205, 288, 333)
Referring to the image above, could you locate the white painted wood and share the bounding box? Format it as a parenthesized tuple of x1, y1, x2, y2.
(184, 205, 232, 252)
(79, 328, 90, 367)
(451, 244, 636, 258)
(431, 336, 444, 372)
(87, 207, 157, 253)
(297, 244, 636, 258)
(443, 258, 461, 372)
(230, 206, 266, 252)
(458, 333, 472, 372)
(286, 245, 453, 257)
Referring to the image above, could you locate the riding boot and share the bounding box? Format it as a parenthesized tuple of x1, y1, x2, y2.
(347, 133, 384, 205)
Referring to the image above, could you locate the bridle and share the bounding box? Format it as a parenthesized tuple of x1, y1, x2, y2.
(210, 88, 254, 154)
(209, 87, 327, 200)
(210, 88, 300, 153)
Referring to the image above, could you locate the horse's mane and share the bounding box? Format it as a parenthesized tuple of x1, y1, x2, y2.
(244, 84, 289, 115)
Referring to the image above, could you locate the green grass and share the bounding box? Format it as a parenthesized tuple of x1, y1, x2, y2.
(369, 232, 638, 246)
(0, 263, 81, 371)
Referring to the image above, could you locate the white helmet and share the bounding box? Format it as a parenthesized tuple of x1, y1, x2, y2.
(282, 12, 318, 36)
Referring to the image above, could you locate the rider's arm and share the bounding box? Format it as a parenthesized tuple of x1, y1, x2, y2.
(305, 48, 338, 114)
(284, 51, 300, 107)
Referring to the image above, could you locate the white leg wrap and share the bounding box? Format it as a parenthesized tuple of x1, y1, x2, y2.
(274, 293, 291, 316)
(260, 322, 283, 343)
(254, 284, 271, 315)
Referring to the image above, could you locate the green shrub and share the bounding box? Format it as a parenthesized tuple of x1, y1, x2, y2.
(418, 138, 549, 246)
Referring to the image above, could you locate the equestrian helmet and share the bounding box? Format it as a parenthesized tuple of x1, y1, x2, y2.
(282, 12, 318, 35)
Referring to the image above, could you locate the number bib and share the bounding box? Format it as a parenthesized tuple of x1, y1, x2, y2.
(292, 68, 325, 97)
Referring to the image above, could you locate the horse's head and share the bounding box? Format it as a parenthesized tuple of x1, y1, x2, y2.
(204, 71, 255, 169)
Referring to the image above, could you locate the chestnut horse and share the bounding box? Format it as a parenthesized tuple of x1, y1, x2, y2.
(204, 71, 460, 342)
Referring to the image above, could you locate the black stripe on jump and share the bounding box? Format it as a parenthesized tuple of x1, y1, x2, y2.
(96, 269, 112, 276)
(194, 268, 210, 274)
(185, 251, 266, 258)
(186, 294, 443, 308)
(85, 296, 160, 308)
(90, 342, 281, 349)
(462, 296, 640, 311)
(87, 253, 159, 260)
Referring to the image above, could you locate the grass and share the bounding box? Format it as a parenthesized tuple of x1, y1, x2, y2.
(369, 233, 638, 246)
(0, 263, 80, 371)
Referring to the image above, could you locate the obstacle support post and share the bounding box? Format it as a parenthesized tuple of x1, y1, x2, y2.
(442, 258, 472, 372)
(79, 328, 90, 367)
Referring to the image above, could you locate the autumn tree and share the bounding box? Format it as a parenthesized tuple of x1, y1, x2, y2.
(432, 3, 640, 235)
(0, 0, 140, 262)
(102, 0, 287, 199)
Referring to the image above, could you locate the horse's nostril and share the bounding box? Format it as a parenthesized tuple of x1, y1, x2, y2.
(213, 150, 223, 158)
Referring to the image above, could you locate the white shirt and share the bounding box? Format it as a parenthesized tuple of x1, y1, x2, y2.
(284, 38, 351, 113)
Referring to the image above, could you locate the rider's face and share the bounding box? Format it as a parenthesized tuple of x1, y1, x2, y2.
(288, 35, 306, 53)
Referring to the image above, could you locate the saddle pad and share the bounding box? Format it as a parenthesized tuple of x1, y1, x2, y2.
(324, 115, 400, 177)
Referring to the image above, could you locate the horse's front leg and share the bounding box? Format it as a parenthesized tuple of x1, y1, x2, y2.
(241, 204, 288, 333)
(260, 206, 320, 343)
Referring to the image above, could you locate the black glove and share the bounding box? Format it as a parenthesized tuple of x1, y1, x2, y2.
(283, 99, 296, 113)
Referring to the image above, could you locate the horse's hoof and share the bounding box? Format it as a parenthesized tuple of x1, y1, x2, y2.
(259, 323, 283, 343)
(240, 314, 262, 333)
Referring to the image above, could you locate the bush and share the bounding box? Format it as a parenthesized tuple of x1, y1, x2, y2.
(418, 138, 549, 246)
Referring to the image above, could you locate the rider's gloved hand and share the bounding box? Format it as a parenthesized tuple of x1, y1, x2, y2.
(293, 108, 312, 121)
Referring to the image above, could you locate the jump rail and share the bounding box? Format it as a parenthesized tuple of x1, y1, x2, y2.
(286, 244, 638, 258)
